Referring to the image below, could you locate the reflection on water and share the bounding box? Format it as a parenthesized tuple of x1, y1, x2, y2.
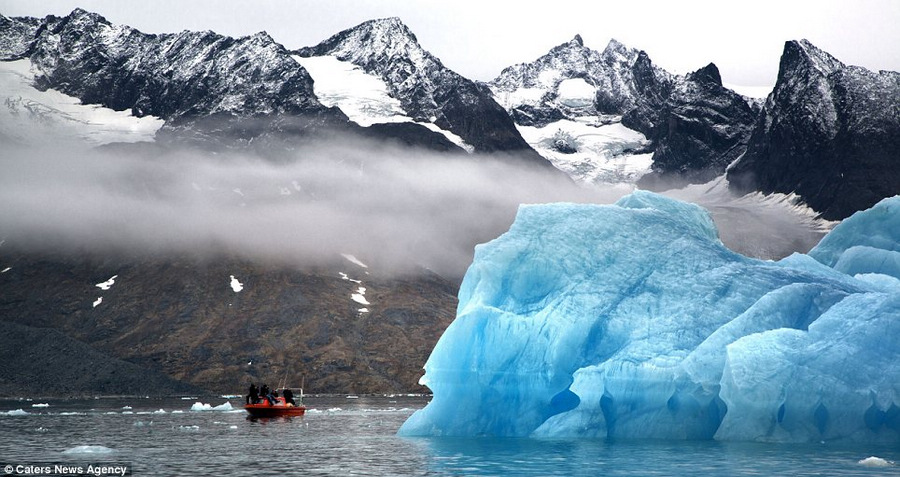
(0, 395, 896, 476)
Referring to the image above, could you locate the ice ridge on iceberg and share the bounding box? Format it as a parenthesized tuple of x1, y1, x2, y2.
(399, 191, 900, 442)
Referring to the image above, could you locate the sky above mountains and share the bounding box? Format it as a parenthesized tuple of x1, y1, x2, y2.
(2, 0, 898, 88)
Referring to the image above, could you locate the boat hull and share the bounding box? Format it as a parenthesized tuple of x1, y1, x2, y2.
(244, 404, 306, 418)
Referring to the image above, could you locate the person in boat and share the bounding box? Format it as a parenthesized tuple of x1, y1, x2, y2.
(282, 388, 295, 407)
(260, 384, 273, 405)
(246, 383, 259, 405)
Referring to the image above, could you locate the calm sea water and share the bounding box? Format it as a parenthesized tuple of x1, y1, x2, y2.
(1, 395, 897, 476)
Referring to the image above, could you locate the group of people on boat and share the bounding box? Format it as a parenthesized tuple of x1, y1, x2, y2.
(246, 383, 297, 407)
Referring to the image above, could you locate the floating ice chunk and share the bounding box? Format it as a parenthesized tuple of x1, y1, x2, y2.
(121, 406, 132, 410)
(31, 403, 49, 408)
(62, 445, 115, 454)
(358, 308, 369, 313)
(190, 402, 234, 412)
(399, 192, 900, 443)
(858, 456, 893, 467)
(1, 267, 11, 273)
(92, 297, 102, 308)
(229, 275, 243, 293)
(96, 275, 117, 290)
(5, 409, 29, 416)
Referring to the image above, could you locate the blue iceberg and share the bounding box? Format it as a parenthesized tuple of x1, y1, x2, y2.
(399, 191, 899, 442)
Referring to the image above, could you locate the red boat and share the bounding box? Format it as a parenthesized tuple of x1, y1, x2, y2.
(244, 396, 306, 418)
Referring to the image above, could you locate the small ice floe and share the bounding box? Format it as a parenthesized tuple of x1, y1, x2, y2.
(229, 425, 238, 429)
(858, 456, 894, 467)
(31, 403, 49, 408)
(4, 409, 29, 416)
(62, 445, 115, 454)
(121, 406, 132, 410)
(35, 426, 49, 432)
(152, 409, 166, 414)
(95, 275, 117, 290)
(92, 297, 103, 308)
(180, 396, 199, 400)
(190, 402, 233, 412)
(177, 425, 200, 431)
(341, 253, 369, 269)
(229, 275, 243, 292)
(358, 308, 369, 313)
(133, 421, 152, 427)
(1, 267, 10, 273)
(220, 394, 240, 399)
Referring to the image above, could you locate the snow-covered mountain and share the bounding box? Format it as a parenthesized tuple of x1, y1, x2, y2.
(727, 39, 900, 220)
(294, 18, 547, 164)
(489, 36, 758, 185)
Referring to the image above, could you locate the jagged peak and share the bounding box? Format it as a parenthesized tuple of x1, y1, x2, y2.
(601, 38, 639, 64)
(780, 39, 844, 78)
(66, 7, 109, 24)
(687, 62, 722, 86)
(295, 15, 425, 59)
(571, 34, 584, 47)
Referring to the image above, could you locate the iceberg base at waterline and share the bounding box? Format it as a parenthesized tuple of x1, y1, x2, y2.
(399, 191, 899, 442)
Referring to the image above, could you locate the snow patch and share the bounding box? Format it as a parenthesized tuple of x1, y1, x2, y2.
(556, 78, 595, 108)
(0, 59, 163, 146)
(341, 253, 369, 268)
(351, 287, 370, 306)
(96, 275, 117, 290)
(516, 117, 652, 184)
(229, 275, 244, 292)
(294, 55, 473, 152)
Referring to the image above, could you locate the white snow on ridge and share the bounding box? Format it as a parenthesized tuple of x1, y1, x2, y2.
(0, 59, 163, 146)
(341, 253, 369, 269)
(516, 117, 653, 184)
(293, 55, 473, 152)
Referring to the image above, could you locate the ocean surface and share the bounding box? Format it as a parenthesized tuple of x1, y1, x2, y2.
(1, 395, 897, 476)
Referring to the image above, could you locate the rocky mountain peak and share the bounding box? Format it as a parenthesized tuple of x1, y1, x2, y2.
(687, 62, 723, 86)
(778, 39, 844, 84)
(570, 34, 584, 47)
(728, 39, 900, 220)
(296, 16, 427, 67)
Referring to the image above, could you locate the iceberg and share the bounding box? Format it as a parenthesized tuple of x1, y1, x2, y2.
(399, 192, 900, 442)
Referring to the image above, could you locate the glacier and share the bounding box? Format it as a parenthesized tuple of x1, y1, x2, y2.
(399, 191, 899, 442)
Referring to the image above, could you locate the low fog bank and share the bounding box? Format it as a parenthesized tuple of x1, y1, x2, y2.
(0, 138, 625, 278)
(0, 137, 830, 278)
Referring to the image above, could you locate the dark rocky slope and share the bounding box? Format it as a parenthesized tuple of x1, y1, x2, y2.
(0, 321, 201, 397)
(0, 249, 457, 396)
(728, 40, 900, 220)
